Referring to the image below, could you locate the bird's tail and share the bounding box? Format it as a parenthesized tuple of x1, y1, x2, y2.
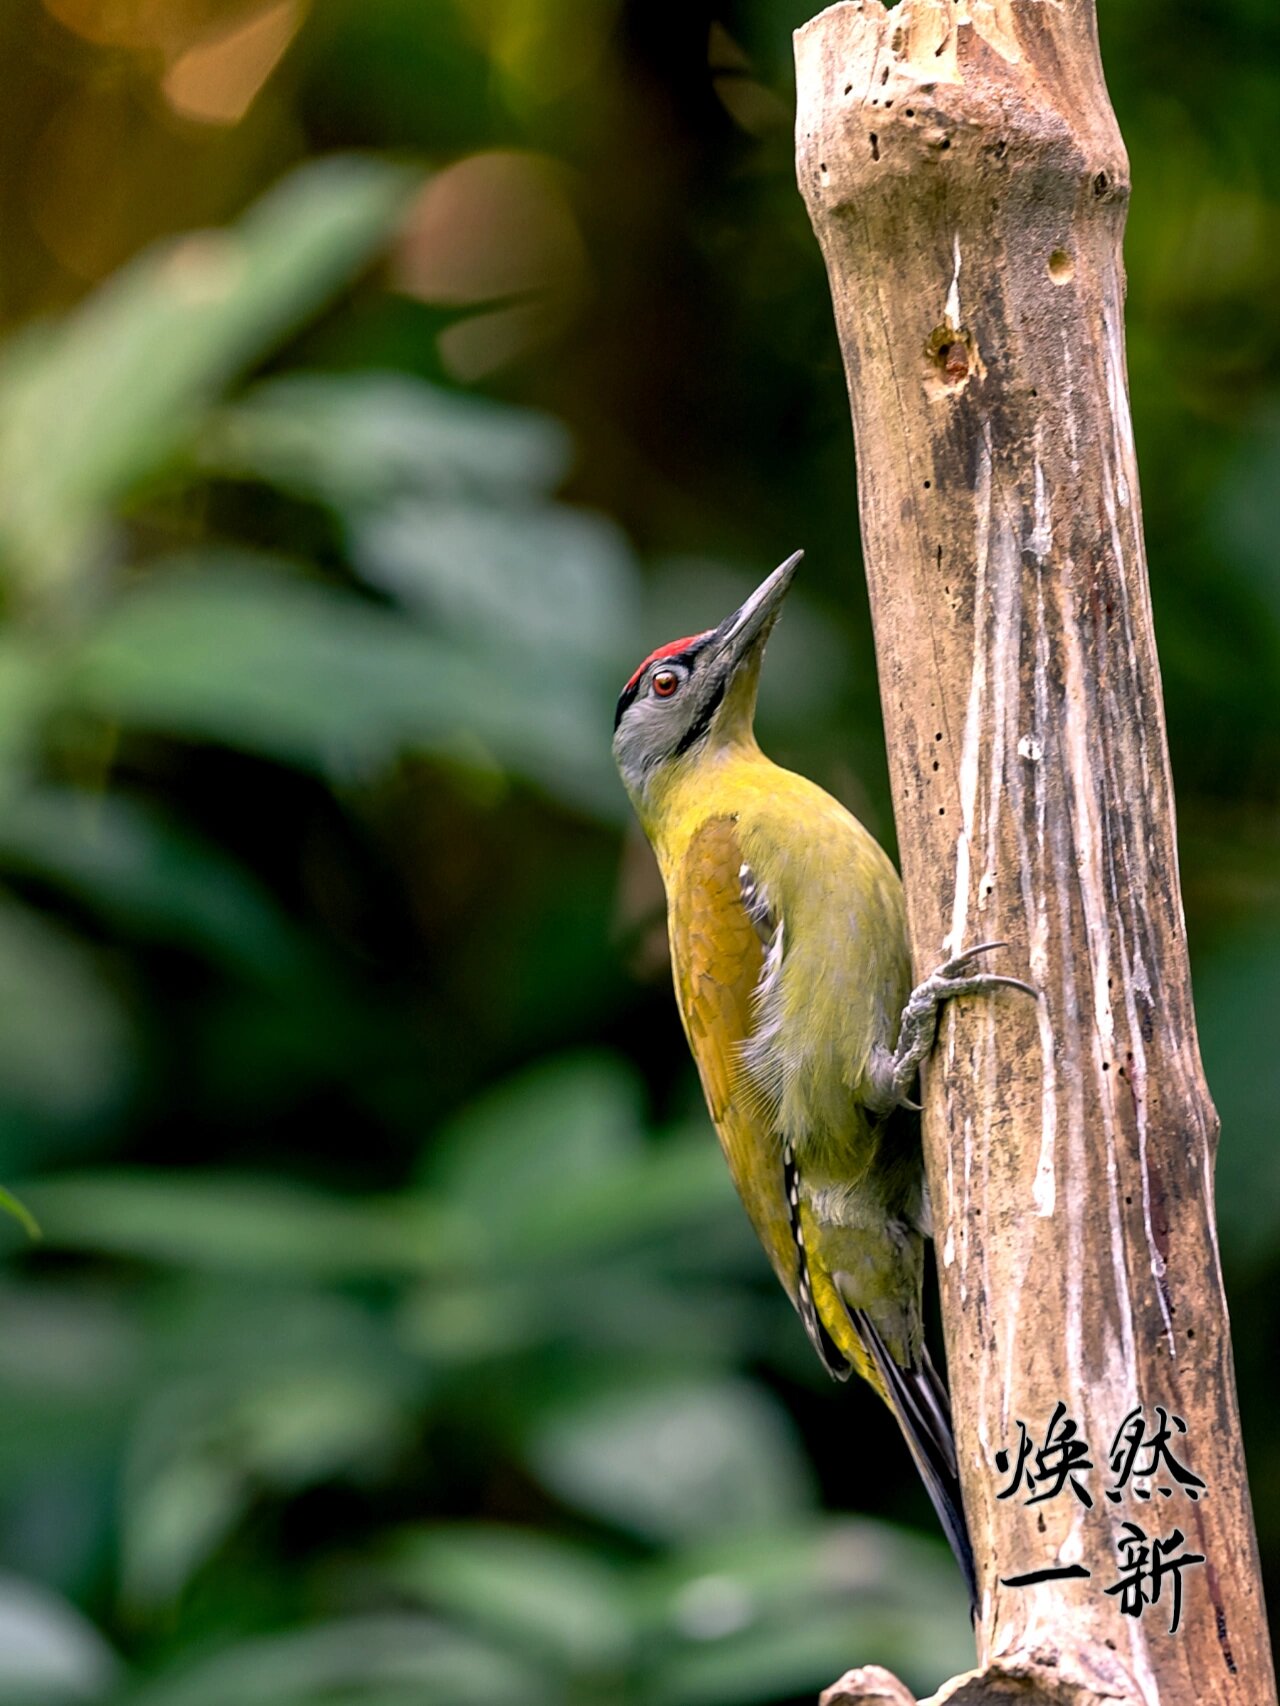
(851, 1309, 978, 1617)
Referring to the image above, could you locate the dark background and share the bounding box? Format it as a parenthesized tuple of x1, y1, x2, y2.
(0, 1, 1276, 1701)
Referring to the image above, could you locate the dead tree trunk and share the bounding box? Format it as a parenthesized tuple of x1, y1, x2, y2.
(794, 3, 1275, 1703)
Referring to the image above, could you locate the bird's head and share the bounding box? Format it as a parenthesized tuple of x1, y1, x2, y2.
(612, 549, 802, 812)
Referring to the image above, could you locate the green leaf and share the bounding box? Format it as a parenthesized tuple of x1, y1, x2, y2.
(200, 372, 573, 507)
(398, 1249, 766, 1371)
(505, 1131, 737, 1264)
(19, 1172, 463, 1278)
(125, 1617, 543, 1706)
(424, 1052, 646, 1224)
(524, 1375, 816, 1543)
(0, 636, 55, 779)
(645, 1601, 963, 1706)
(383, 1525, 633, 1674)
(122, 1445, 247, 1614)
(637, 1515, 964, 1624)
(122, 1363, 412, 1607)
(0, 156, 418, 592)
(0, 898, 132, 1139)
(351, 497, 638, 676)
(638, 1519, 972, 1706)
(402, 1059, 760, 1362)
(239, 1370, 409, 1487)
(0, 1186, 39, 1240)
(65, 555, 621, 816)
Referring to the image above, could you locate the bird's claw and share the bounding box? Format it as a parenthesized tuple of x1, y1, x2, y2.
(922, 940, 1038, 1004)
(937, 938, 1008, 974)
(920, 967, 1039, 1004)
(866, 940, 1039, 1114)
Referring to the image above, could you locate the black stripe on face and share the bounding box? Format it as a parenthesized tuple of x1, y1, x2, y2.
(672, 672, 726, 756)
(613, 677, 643, 730)
(613, 641, 709, 731)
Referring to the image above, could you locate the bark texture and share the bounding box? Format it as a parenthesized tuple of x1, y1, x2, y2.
(794, 3, 1275, 1703)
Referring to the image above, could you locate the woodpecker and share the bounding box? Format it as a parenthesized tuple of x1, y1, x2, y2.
(613, 550, 1033, 1607)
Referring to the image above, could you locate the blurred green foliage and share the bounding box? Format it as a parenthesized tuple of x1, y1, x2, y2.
(0, 1, 1275, 1702)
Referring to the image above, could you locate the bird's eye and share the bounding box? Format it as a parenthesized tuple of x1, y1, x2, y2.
(652, 669, 680, 698)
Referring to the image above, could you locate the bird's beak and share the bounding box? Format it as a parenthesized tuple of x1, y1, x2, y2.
(712, 549, 803, 671)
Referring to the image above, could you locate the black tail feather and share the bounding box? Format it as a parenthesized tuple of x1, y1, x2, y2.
(851, 1309, 978, 1617)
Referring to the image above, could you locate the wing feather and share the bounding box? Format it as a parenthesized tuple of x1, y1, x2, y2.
(668, 816, 798, 1302)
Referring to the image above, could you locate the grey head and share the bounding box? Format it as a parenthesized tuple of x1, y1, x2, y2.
(611, 550, 802, 802)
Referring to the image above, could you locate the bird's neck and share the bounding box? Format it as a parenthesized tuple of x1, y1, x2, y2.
(639, 734, 776, 876)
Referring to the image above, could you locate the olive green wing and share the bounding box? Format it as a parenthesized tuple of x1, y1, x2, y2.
(667, 818, 975, 1607)
(667, 815, 800, 1305)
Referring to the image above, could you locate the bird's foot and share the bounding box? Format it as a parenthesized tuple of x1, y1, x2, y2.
(868, 941, 1037, 1113)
